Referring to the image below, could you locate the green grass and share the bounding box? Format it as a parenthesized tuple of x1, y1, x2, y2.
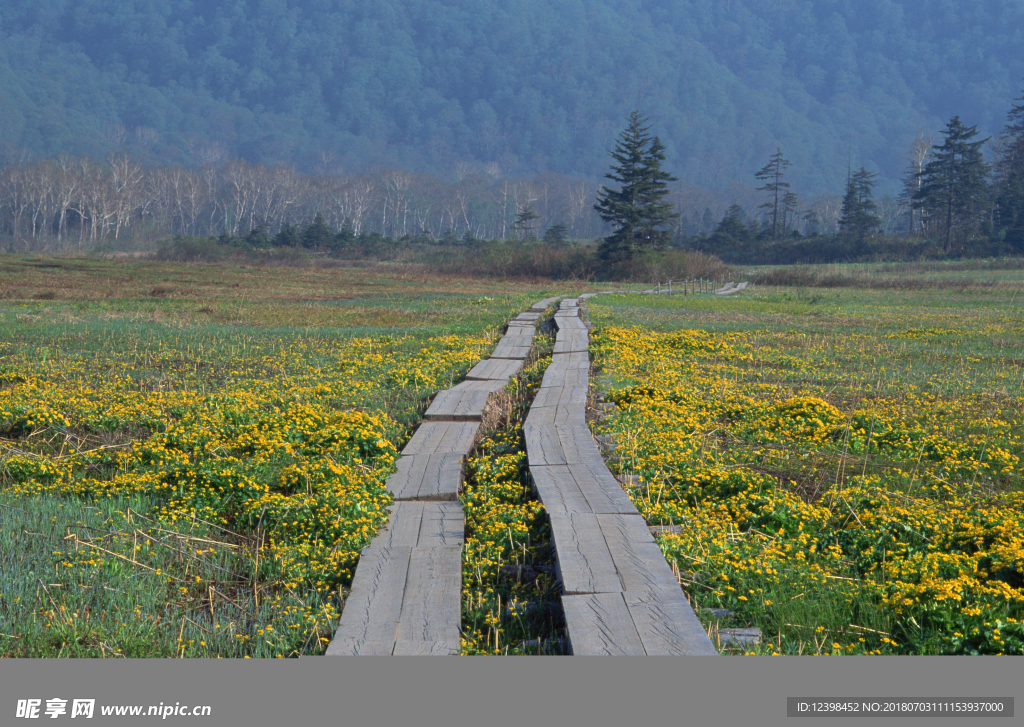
(0, 254, 586, 657)
(586, 261, 1024, 655)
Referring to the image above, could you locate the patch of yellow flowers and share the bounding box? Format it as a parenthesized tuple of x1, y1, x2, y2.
(1, 331, 489, 653)
(589, 324, 1023, 654)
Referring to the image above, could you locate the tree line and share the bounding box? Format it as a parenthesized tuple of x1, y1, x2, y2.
(0, 155, 607, 249)
(676, 91, 1024, 264)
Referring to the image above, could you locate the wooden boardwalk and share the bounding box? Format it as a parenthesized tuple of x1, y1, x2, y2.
(524, 297, 718, 655)
(328, 291, 716, 656)
(326, 300, 552, 655)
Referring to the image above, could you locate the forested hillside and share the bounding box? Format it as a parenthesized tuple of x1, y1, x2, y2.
(1, 0, 1022, 194)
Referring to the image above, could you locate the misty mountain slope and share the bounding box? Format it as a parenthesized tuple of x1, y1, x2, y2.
(0, 0, 1021, 194)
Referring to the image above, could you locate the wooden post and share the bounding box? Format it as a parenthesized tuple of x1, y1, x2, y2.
(668, 280, 672, 296)
(658, 282, 661, 295)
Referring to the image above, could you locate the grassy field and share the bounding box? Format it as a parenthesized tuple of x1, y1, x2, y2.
(586, 266, 1024, 654)
(4, 254, 1022, 657)
(0, 255, 600, 657)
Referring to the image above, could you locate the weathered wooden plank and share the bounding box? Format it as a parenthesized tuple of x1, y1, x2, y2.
(387, 453, 464, 501)
(402, 421, 479, 457)
(550, 351, 590, 369)
(392, 640, 459, 655)
(394, 546, 462, 646)
(531, 384, 588, 410)
(596, 513, 656, 544)
(523, 404, 556, 428)
(371, 501, 464, 549)
(531, 296, 563, 310)
(599, 522, 681, 592)
(530, 465, 592, 516)
(566, 461, 637, 515)
(513, 311, 542, 321)
(371, 502, 426, 548)
(500, 329, 536, 342)
(624, 589, 719, 655)
(524, 403, 586, 428)
(415, 501, 465, 547)
(326, 545, 411, 655)
(524, 425, 566, 467)
(553, 310, 579, 318)
(559, 298, 579, 309)
(489, 340, 533, 360)
(522, 423, 602, 468)
(538, 365, 588, 388)
(548, 512, 622, 594)
(553, 316, 588, 331)
(465, 358, 524, 381)
(561, 592, 646, 655)
(424, 379, 507, 420)
(553, 330, 589, 354)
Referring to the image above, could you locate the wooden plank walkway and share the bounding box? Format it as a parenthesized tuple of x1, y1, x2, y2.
(327, 298, 557, 655)
(524, 297, 718, 655)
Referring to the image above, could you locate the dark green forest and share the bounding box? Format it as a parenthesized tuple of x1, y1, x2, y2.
(2, 0, 1023, 194)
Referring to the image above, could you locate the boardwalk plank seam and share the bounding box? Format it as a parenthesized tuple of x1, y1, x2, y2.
(331, 298, 557, 659)
(328, 300, 548, 656)
(524, 296, 718, 656)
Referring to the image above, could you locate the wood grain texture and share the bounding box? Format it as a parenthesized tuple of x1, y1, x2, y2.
(465, 358, 524, 381)
(559, 298, 579, 309)
(424, 379, 507, 420)
(600, 526, 681, 593)
(538, 365, 588, 388)
(326, 545, 411, 655)
(553, 316, 588, 331)
(394, 546, 462, 646)
(529, 465, 592, 517)
(625, 589, 719, 655)
(488, 340, 533, 360)
(387, 453, 464, 500)
(402, 421, 479, 457)
(370, 501, 464, 548)
(549, 351, 590, 369)
(392, 640, 460, 655)
(521, 423, 603, 468)
(531, 296, 563, 310)
(531, 384, 588, 410)
(561, 592, 646, 655)
(548, 512, 622, 594)
(553, 330, 590, 354)
(513, 311, 542, 321)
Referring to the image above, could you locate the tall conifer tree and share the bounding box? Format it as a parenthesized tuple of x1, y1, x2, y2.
(754, 149, 791, 239)
(913, 116, 991, 253)
(594, 111, 679, 263)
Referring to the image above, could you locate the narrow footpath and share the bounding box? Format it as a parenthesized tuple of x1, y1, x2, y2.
(524, 297, 717, 655)
(326, 293, 716, 655)
(326, 296, 560, 655)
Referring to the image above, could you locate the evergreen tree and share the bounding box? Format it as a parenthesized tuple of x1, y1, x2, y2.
(542, 222, 569, 246)
(512, 203, 539, 239)
(707, 204, 749, 252)
(302, 212, 334, 251)
(913, 116, 991, 253)
(594, 111, 679, 262)
(839, 167, 881, 240)
(995, 81, 1024, 248)
(754, 148, 791, 239)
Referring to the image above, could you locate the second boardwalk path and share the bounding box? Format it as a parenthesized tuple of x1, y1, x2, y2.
(326, 295, 562, 655)
(524, 297, 718, 655)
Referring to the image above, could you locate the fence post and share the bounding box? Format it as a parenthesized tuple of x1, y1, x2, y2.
(658, 282, 661, 295)
(668, 279, 672, 296)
